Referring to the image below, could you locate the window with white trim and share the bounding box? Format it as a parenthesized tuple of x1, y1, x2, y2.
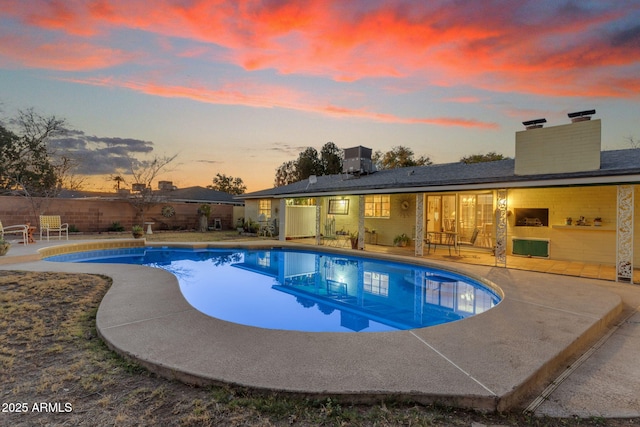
(363, 271, 389, 296)
(364, 195, 390, 218)
(259, 199, 271, 218)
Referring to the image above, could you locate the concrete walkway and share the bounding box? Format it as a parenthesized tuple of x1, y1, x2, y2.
(1, 239, 639, 416)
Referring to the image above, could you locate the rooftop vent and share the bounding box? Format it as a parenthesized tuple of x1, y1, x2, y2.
(131, 183, 146, 192)
(158, 180, 176, 191)
(568, 109, 596, 123)
(522, 118, 547, 130)
(343, 146, 374, 175)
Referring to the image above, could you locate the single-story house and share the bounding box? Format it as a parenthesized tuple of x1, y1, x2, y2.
(239, 112, 640, 283)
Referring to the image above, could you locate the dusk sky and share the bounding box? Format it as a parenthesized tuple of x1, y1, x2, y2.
(1, 0, 639, 192)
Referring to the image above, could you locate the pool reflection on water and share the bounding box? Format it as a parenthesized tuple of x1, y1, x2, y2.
(49, 247, 501, 333)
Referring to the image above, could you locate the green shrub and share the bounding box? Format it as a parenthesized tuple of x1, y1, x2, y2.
(108, 222, 125, 232)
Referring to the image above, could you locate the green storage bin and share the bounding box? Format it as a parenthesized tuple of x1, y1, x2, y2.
(512, 238, 549, 257)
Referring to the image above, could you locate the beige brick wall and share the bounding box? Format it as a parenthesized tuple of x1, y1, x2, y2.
(0, 196, 236, 233)
(319, 194, 417, 246)
(243, 200, 260, 223)
(506, 186, 622, 264)
(364, 194, 417, 246)
(327, 196, 358, 235)
(515, 119, 601, 175)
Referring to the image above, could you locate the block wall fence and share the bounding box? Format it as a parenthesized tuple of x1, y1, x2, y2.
(0, 196, 236, 233)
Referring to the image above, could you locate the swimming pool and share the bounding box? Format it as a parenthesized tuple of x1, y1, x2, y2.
(47, 247, 501, 333)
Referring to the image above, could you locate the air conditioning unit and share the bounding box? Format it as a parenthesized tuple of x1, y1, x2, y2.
(343, 146, 374, 175)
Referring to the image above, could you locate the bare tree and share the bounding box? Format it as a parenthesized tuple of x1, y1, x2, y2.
(122, 153, 179, 228)
(1, 108, 71, 222)
(626, 136, 640, 149)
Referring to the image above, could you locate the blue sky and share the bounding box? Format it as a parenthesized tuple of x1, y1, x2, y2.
(1, 0, 639, 192)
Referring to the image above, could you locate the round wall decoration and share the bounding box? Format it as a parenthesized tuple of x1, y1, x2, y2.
(400, 199, 411, 217)
(161, 205, 176, 218)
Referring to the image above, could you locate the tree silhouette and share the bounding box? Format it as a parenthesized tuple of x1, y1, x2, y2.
(372, 146, 431, 170)
(208, 173, 246, 195)
(459, 152, 506, 164)
(274, 142, 344, 187)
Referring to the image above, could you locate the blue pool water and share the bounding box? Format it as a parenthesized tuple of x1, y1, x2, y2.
(46, 247, 501, 333)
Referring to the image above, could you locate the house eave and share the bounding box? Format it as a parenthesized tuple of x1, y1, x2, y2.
(244, 173, 640, 199)
(169, 198, 244, 205)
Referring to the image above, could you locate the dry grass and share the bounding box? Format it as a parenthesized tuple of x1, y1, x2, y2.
(1, 236, 639, 425)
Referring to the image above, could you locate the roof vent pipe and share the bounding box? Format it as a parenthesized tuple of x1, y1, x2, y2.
(568, 109, 595, 123)
(522, 118, 547, 130)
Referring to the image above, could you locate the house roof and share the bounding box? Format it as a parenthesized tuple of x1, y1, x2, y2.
(241, 149, 640, 199)
(166, 186, 244, 205)
(58, 186, 243, 205)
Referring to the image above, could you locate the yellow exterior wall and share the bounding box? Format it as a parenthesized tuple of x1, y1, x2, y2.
(232, 205, 245, 228)
(507, 186, 617, 264)
(515, 119, 601, 175)
(270, 184, 640, 267)
(318, 194, 417, 246)
(635, 186, 640, 266)
(364, 194, 417, 246)
(243, 200, 259, 223)
(324, 196, 358, 235)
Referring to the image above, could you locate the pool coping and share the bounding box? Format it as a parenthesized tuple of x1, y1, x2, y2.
(13, 241, 626, 411)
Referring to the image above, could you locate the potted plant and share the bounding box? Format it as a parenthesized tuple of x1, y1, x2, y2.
(394, 233, 411, 247)
(593, 217, 602, 226)
(0, 239, 10, 256)
(132, 225, 144, 238)
(247, 218, 260, 234)
(566, 217, 572, 225)
(198, 204, 211, 232)
(349, 231, 359, 249)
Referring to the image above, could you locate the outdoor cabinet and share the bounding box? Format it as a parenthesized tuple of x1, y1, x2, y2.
(512, 237, 549, 257)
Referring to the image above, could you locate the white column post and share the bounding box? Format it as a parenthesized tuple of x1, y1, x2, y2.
(617, 185, 634, 283)
(278, 199, 286, 242)
(315, 202, 322, 246)
(495, 189, 508, 267)
(415, 193, 424, 256)
(358, 195, 365, 250)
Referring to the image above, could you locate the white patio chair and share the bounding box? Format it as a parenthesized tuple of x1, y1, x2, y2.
(0, 219, 29, 245)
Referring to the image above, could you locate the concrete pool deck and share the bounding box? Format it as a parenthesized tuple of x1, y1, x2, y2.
(1, 239, 639, 415)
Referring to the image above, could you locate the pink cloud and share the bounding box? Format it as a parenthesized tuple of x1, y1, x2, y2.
(63, 75, 497, 129)
(0, 34, 135, 71)
(443, 96, 482, 104)
(1, 1, 638, 100)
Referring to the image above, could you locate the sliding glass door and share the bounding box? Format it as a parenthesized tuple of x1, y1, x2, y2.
(426, 195, 456, 232)
(458, 193, 493, 246)
(425, 192, 494, 248)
